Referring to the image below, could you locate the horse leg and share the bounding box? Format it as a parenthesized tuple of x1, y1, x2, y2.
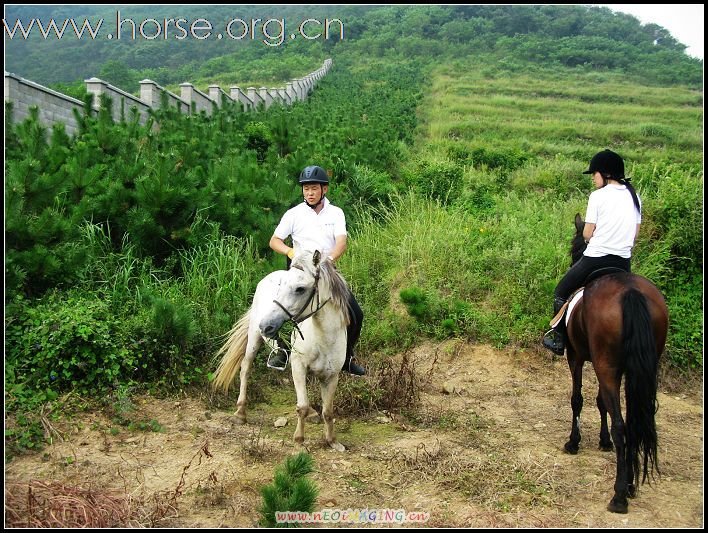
(564, 355, 584, 454)
(233, 335, 262, 425)
(596, 390, 614, 451)
(291, 360, 309, 447)
(599, 381, 629, 514)
(320, 374, 344, 452)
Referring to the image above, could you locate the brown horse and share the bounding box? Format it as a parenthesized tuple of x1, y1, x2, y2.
(563, 213, 669, 513)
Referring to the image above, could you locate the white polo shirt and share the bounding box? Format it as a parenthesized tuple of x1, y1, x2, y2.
(273, 197, 347, 255)
(584, 184, 642, 259)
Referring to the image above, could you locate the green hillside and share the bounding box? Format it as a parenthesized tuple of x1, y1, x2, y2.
(4, 5, 702, 455)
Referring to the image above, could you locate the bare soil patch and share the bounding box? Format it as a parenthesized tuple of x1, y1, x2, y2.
(5, 342, 703, 527)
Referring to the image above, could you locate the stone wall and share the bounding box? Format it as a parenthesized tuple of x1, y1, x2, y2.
(4, 58, 333, 134)
(4, 72, 94, 136)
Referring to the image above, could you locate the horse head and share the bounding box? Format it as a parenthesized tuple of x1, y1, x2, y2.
(570, 213, 587, 266)
(258, 250, 324, 339)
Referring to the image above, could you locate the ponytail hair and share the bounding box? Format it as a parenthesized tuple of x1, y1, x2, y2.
(620, 178, 641, 215)
(601, 173, 641, 216)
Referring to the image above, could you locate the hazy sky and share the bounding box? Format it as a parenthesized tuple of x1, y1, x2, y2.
(595, 4, 704, 59)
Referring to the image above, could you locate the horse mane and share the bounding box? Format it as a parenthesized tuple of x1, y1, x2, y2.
(319, 258, 353, 325)
(291, 252, 352, 324)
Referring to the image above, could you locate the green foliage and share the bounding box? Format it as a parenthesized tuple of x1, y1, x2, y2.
(259, 452, 319, 527)
(660, 267, 703, 369)
(400, 287, 432, 321)
(5, 292, 138, 394)
(651, 166, 703, 264)
(407, 155, 463, 204)
(469, 145, 531, 174)
(244, 121, 274, 162)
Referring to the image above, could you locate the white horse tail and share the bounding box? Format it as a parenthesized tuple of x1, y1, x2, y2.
(212, 308, 251, 393)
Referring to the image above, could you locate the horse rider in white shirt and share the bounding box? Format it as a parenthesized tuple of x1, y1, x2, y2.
(269, 165, 366, 376)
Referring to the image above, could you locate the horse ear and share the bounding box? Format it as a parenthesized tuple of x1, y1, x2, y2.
(574, 213, 584, 232)
(312, 250, 321, 267)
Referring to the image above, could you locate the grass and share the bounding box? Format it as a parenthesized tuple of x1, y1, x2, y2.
(337, 57, 702, 369)
(425, 66, 703, 165)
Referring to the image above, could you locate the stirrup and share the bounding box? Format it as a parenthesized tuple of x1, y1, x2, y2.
(267, 347, 289, 371)
(542, 329, 565, 356)
(343, 357, 366, 376)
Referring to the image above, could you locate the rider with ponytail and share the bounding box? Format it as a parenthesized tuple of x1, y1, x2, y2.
(543, 150, 642, 355)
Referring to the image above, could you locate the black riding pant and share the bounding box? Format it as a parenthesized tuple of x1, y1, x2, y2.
(346, 292, 363, 359)
(554, 254, 631, 302)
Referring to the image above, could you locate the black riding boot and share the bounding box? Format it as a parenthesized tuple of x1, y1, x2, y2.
(341, 292, 366, 376)
(343, 349, 366, 376)
(543, 297, 567, 356)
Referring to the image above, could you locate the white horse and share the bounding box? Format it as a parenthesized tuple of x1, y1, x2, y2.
(212, 250, 351, 451)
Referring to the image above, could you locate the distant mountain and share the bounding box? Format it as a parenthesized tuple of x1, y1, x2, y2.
(4, 5, 701, 87)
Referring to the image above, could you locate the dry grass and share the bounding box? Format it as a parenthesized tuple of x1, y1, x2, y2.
(4, 480, 144, 528)
(239, 417, 279, 461)
(385, 433, 573, 513)
(4, 441, 219, 528)
(333, 349, 427, 416)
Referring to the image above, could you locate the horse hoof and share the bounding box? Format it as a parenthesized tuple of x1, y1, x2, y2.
(233, 416, 247, 425)
(607, 497, 628, 514)
(599, 441, 614, 452)
(564, 442, 579, 455)
(329, 441, 346, 452)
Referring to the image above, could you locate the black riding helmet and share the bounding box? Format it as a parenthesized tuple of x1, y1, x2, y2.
(299, 165, 329, 185)
(584, 149, 641, 215)
(299, 165, 329, 209)
(582, 149, 625, 179)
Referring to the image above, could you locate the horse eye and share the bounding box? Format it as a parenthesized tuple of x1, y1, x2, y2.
(295, 286, 306, 294)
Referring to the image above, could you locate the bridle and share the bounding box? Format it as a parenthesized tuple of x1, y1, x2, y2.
(272, 264, 330, 340)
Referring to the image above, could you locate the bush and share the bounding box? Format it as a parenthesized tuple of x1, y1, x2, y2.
(661, 267, 703, 370)
(5, 293, 138, 394)
(652, 168, 703, 264)
(469, 145, 530, 174)
(638, 123, 674, 141)
(409, 156, 463, 203)
(244, 121, 274, 162)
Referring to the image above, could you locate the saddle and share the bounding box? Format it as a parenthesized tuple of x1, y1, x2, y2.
(550, 288, 583, 329)
(549, 267, 627, 328)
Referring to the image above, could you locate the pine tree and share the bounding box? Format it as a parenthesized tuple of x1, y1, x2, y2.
(258, 452, 319, 528)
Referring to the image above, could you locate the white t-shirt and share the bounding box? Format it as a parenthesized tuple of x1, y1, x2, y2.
(584, 184, 642, 259)
(273, 197, 347, 255)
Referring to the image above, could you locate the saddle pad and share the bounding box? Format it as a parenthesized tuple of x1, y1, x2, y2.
(565, 289, 584, 327)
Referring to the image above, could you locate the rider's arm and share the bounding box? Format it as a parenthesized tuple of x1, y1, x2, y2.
(329, 234, 347, 262)
(270, 235, 294, 258)
(583, 222, 595, 243)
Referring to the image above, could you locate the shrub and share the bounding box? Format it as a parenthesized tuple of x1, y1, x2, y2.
(410, 156, 463, 203)
(244, 121, 274, 162)
(5, 293, 138, 394)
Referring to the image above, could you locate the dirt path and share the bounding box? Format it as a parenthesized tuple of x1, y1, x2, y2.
(5, 342, 703, 527)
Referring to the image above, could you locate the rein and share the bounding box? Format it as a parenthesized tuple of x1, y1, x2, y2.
(272, 264, 330, 340)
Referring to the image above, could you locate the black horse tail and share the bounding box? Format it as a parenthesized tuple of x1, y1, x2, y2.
(622, 288, 660, 485)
